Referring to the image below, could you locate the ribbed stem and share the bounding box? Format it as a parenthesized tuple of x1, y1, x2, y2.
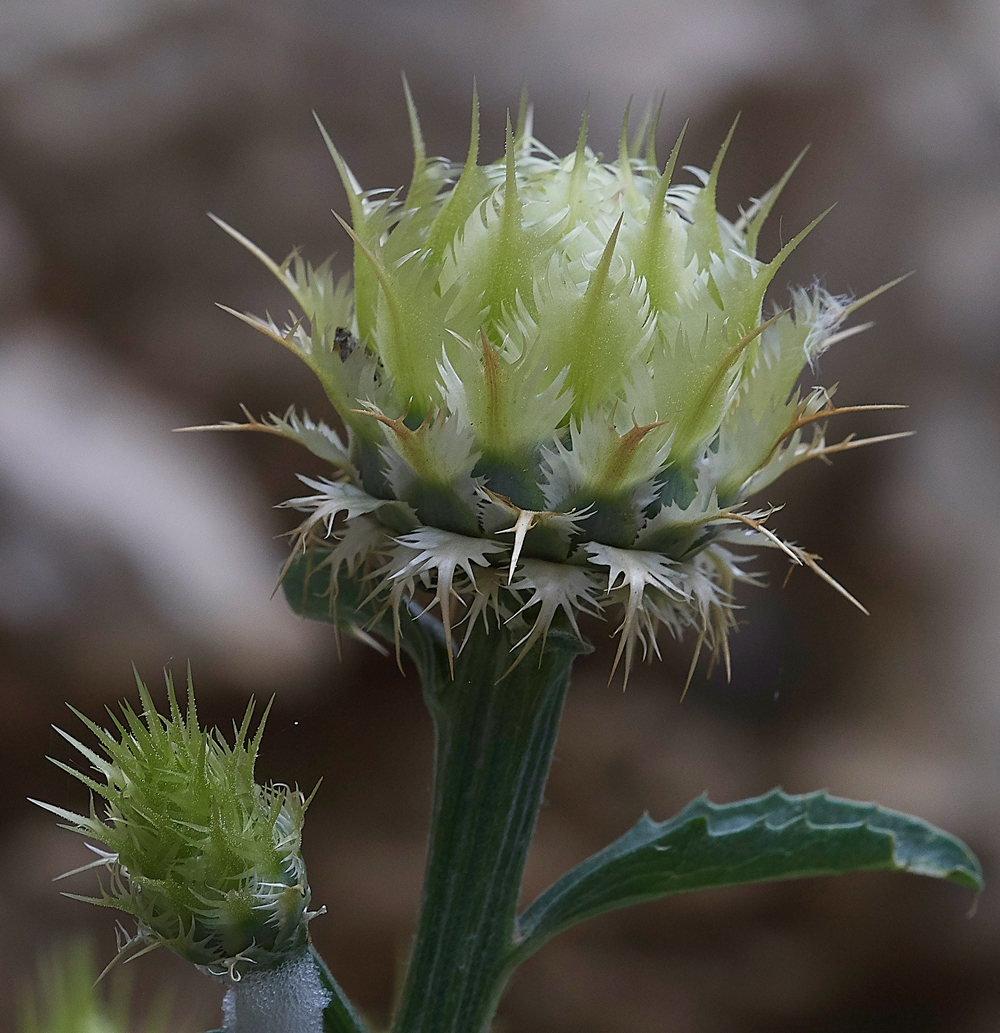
(390, 622, 585, 1033)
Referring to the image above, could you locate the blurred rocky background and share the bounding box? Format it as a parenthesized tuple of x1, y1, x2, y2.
(1, 0, 999, 1029)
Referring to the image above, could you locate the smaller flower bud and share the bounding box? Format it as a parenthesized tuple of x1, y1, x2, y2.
(34, 669, 321, 979)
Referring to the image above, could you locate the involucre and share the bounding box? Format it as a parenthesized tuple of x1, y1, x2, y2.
(208, 83, 903, 683)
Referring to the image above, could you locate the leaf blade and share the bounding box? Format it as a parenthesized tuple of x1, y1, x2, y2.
(513, 789, 981, 963)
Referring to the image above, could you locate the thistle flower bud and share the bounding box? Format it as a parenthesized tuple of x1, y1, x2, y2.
(34, 671, 320, 979)
(209, 83, 905, 683)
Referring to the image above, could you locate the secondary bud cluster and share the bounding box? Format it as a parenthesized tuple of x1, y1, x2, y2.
(36, 672, 319, 978)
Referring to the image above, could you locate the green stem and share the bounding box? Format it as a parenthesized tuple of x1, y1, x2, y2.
(282, 552, 589, 1032)
(390, 621, 587, 1033)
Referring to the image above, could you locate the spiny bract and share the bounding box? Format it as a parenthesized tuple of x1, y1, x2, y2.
(33, 671, 320, 979)
(209, 83, 905, 684)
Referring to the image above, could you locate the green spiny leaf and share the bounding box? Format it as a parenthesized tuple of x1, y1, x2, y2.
(512, 788, 982, 964)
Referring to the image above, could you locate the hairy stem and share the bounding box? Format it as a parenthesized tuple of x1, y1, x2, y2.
(213, 944, 366, 1033)
(390, 620, 587, 1033)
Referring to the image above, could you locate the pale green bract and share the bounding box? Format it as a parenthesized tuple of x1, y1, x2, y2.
(207, 83, 905, 683)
